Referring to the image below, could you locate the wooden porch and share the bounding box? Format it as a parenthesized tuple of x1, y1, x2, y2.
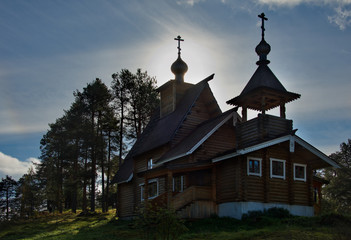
(142, 165, 217, 218)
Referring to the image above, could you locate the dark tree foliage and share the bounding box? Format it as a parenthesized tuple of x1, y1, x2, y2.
(0, 175, 17, 220)
(17, 168, 43, 217)
(30, 69, 158, 215)
(111, 68, 158, 165)
(323, 139, 351, 214)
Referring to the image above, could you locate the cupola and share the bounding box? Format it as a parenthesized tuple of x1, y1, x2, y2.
(227, 13, 300, 122)
(158, 36, 193, 118)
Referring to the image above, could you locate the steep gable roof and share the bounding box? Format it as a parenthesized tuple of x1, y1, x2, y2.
(112, 74, 215, 184)
(155, 108, 237, 166)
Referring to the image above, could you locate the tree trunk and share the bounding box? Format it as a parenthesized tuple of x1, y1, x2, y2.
(90, 111, 96, 212)
(119, 103, 124, 166)
(82, 149, 88, 212)
(106, 131, 111, 211)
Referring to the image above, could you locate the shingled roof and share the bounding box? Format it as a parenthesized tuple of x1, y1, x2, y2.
(227, 65, 300, 110)
(155, 108, 237, 166)
(112, 74, 215, 184)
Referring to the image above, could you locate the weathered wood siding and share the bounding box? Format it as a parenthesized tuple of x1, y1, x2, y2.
(236, 114, 292, 148)
(118, 182, 134, 218)
(195, 123, 236, 161)
(216, 158, 241, 203)
(172, 86, 220, 147)
(217, 144, 313, 207)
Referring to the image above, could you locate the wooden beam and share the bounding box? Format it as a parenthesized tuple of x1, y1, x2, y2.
(242, 106, 247, 122)
(280, 103, 286, 119)
(167, 171, 173, 208)
(211, 166, 217, 202)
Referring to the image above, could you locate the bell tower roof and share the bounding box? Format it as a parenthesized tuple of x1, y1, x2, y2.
(227, 13, 300, 116)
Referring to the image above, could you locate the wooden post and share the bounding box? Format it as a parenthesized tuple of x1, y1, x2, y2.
(307, 165, 313, 206)
(287, 152, 293, 205)
(144, 178, 149, 202)
(167, 171, 173, 208)
(263, 149, 270, 203)
(280, 103, 286, 119)
(261, 96, 266, 115)
(211, 166, 217, 202)
(242, 106, 247, 122)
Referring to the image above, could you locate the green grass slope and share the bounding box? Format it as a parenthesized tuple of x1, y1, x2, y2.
(0, 211, 350, 240)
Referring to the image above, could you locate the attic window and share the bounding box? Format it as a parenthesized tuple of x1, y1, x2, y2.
(148, 159, 153, 169)
(247, 157, 262, 177)
(294, 163, 306, 182)
(270, 158, 285, 179)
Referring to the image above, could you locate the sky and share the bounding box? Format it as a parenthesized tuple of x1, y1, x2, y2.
(1, 0, 351, 180)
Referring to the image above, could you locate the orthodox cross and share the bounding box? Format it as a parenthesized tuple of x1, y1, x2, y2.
(258, 13, 268, 40)
(174, 35, 184, 56)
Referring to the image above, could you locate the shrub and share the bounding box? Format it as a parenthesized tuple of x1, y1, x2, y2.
(242, 207, 291, 221)
(134, 202, 188, 240)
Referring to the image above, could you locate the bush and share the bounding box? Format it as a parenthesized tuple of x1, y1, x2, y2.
(242, 207, 291, 221)
(134, 203, 188, 240)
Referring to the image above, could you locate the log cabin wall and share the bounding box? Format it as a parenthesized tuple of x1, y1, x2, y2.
(118, 182, 134, 218)
(216, 158, 241, 203)
(236, 114, 293, 149)
(196, 123, 236, 160)
(172, 87, 219, 147)
(215, 144, 313, 208)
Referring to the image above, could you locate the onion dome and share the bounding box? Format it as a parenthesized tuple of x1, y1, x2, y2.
(171, 56, 188, 82)
(171, 35, 188, 82)
(255, 39, 271, 65)
(255, 13, 271, 66)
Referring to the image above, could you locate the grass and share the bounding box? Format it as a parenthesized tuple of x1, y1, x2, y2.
(0, 210, 350, 240)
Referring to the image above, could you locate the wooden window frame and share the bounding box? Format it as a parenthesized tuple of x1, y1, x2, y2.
(293, 163, 307, 182)
(173, 175, 184, 192)
(140, 178, 159, 201)
(247, 157, 262, 177)
(270, 158, 286, 180)
(147, 158, 153, 170)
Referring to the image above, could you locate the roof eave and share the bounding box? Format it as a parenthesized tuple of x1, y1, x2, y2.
(212, 134, 340, 169)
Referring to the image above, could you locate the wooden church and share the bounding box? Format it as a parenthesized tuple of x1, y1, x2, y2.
(112, 13, 339, 219)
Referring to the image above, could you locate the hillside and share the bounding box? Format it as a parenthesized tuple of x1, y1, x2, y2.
(0, 210, 350, 240)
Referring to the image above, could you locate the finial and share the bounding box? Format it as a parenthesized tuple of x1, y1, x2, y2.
(171, 35, 188, 82)
(174, 35, 184, 56)
(255, 13, 271, 65)
(258, 13, 268, 40)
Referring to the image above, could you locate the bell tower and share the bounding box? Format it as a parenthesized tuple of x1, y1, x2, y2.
(159, 36, 193, 118)
(227, 13, 300, 122)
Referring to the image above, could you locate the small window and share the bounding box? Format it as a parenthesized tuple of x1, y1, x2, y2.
(173, 175, 184, 192)
(247, 157, 262, 176)
(140, 179, 159, 201)
(147, 159, 153, 169)
(270, 158, 286, 179)
(294, 163, 306, 181)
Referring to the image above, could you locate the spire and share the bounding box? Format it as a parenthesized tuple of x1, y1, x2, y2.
(255, 13, 271, 65)
(171, 35, 188, 83)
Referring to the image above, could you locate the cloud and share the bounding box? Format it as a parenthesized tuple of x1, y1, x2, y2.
(0, 152, 40, 180)
(176, 0, 205, 6)
(328, 6, 351, 30)
(257, 0, 351, 6)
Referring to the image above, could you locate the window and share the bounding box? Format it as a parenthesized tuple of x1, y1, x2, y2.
(147, 158, 153, 169)
(140, 179, 159, 201)
(173, 175, 184, 192)
(294, 163, 306, 181)
(247, 157, 262, 176)
(270, 158, 286, 179)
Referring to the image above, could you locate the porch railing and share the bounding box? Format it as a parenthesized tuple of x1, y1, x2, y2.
(172, 185, 212, 211)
